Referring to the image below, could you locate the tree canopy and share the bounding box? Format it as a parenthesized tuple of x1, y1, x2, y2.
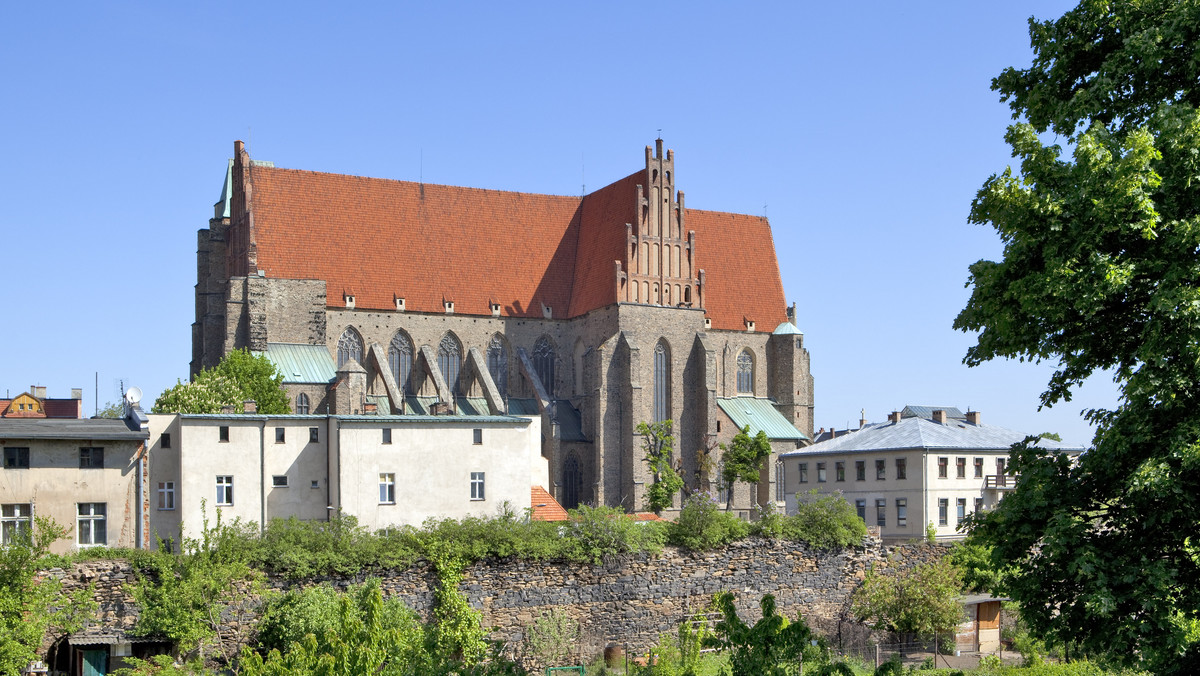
(719, 425, 772, 510)
(153, 349, 290, 415)
(851, 558, 965, 640)
(955, 1, 1200, 671)
(639, 419, 684, 514)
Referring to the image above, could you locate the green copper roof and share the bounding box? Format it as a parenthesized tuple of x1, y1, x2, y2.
(256, 343, 337, 384)
(773, 322, 804, 335)
(404, 396, 494, 416)
(717, 397, 808, 441)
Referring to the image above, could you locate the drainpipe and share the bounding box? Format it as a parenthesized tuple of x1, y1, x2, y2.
(136, 441, 145, 549)
(259, 418, 267, 533)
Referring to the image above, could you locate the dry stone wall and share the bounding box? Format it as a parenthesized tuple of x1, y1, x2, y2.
(48, 538, 948, 661)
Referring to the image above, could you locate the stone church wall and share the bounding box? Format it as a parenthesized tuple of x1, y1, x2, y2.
(47, 538, 947, 663)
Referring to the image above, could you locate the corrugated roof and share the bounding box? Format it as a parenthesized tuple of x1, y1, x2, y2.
(716, 397, 808, 441)
(257, 343, 337, 384)
(780, 417, 1085, 457)
(0, 418, 148, 441)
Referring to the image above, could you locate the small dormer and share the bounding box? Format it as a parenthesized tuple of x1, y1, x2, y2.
(4, 392, 45, 418)
(344, 293, 356, 309)
(395, 296, 406, 312)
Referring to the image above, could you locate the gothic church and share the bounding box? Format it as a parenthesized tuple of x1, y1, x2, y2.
(193, 139, 813, 512)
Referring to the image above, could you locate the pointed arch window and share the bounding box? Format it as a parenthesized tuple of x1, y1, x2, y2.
(438, 334, 462, 394)
(337, 327, 363, 368)
(562, 452, 582, 510)
(487, 335, 508, 397)
(533, 337, 555, 397)
(388, 331, 413, 394)
(295, 393, 310, 415)
(653, 341, 670, 422)
(736, 349, 754, 395)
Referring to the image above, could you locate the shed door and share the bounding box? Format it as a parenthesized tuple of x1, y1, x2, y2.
(978, 601, 1000, 630)
(81, 649, 107, 676)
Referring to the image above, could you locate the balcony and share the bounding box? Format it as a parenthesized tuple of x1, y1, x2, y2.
(984, 474, 1020, 490)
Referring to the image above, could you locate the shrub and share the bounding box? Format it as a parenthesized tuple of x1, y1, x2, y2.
(563, 505, 665, 564)
(524, 608, 580, 667)
(783, 491, 868, 549)
(669, 493, 749, 550)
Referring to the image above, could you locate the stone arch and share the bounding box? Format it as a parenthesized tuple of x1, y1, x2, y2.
(438, 332, 463, 395)
(486, 333, 509, 398)
(388, 330, 414, 394)
(337, 326, 364, 368)
(533, 335, 555, 397)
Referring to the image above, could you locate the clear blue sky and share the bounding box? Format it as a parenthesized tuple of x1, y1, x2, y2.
(0, 1, 1115, 445)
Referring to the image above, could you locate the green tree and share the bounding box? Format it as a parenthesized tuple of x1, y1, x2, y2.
(0, 518, 95, 675)
(954, 1, 1200, 670)
(96, 400, 125, 419)
(153, 349, 289, 414)
(639, 420, 684, 514)
(719, 425, 772, 511)
(851, 558, 965, 643)
(703, 592, 820, 676)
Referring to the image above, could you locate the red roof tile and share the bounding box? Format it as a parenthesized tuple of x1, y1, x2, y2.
(530, 486, 570, 521)
(237, 146, 787, 330)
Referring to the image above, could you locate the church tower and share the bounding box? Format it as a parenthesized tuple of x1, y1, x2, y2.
(624, 139, 704, 309)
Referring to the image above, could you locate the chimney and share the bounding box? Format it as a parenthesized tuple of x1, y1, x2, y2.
(859, 409, 868, 429)
(888, 411, 901, 423)
(966, 410, 980, 425)
(31, 385, 47, 399)
(244, 400, 257, 414)
(931, 409, 947, 424)
(364, 402, 378, 414)
(71, 388, 83, 399)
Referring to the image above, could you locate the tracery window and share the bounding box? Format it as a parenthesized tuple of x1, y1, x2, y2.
(562, 453, 582, 510)
(337, 327, 363, 368)
(438, 334, 462, 394)
(295, 393, 310, 415)
(487, 335, 508, 397)
(388, 331, 413, 394)
(736, 349, 754, 394)
(653, 341, 670, 422)
(533, 336, 554, 397)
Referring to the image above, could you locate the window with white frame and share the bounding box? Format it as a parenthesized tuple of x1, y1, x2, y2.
(957, 498, 967, 524)
(379, 473, 395, 504)
(216, 476, 234, 506)
(938, 498, 948, 526)
(157, 482, 175, 510)
(1, 504, 31, 544)
(470, 472, 485, 500)
(77, 503, 106, 546)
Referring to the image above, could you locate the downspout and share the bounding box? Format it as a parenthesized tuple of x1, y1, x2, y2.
(136, 441, 145, 549)
(259, 418, 267, 533)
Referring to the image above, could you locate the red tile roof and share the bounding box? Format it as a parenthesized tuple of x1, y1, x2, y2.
(237, 146, 787, 330)
(530, 486, 570, 521)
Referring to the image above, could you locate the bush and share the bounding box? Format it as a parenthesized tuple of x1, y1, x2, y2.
(669, 493, 749, 550)
(562, 505, 665, 564)
(783, 491, 868, 549)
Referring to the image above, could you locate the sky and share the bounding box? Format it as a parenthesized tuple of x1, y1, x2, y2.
(0, 1, 1116, 446)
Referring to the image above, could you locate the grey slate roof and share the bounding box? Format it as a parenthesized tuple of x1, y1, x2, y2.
(780, 416, 1084, 458)
(0, 418, 149, 441)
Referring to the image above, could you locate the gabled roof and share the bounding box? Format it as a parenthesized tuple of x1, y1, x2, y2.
(530, 486, 569, 521)
(258, 343, 338, 384)
(717, 397, 808, 441)
(234, 145, 788, 331)
(780, 416, 1084, 457)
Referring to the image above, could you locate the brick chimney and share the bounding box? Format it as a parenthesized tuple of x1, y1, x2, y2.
(966, 410, 981, 425)
(888, 411, 901, 423)
(244, 400, 257, 414)
(931, 409, 947, 424)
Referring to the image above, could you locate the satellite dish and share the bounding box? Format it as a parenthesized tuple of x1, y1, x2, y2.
(125, 387, 143, 405)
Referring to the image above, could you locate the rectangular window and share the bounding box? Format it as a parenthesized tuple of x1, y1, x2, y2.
(816, 462, 827, 483)
(798, 463, 808, 483)
(3, 447, 29, 469)
(957, 498, 967, 524)
(216, 476, 234, 506)
(275, 428, 286, 443)
(470, 472, 486, 500)
(77, 503, 107, 546)
(473, 428, 483, 445)
(219, 426, 229, 443)
(896, 498, 908, 527)
(855, 460, 865, 481)
(775, 461, 785, 502)
(161, 433, 172, 449)
(157, 482, 175, 510)
(379, 473, 396, 503)
(875, 499, 886, 527)
(895, 457, 907, 480)
(938, 457, 948, 478)
(835, 461, 845, 482)
(309, 427, 319, 443)
(956, 457, 966, 479)
(975, 497, 985, 514)
(311, 480, 320, 489)
(382, 428, 392, 444)
(79, 447, 104, 469)
(855, 499, 867, 522)
(938, 498, 948, 526)
(272, 475, 289, 487)
(1, 504, 32, 544)
(974, 457, 984, 478)
(875, 459, 886, 480)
